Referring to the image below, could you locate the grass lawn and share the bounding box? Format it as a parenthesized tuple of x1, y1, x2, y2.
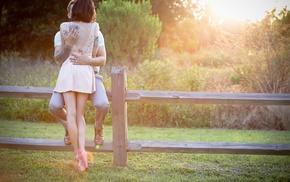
(0, 120, 289, 182)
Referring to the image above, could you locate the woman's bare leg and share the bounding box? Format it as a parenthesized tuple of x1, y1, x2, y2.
(63, 91, 78, 151)
(76, 92, 89, 150)
(76, 92, 89, 171)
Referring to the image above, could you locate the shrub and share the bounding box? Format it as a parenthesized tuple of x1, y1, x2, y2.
(126, 59, 215, 128)
(97, 0, 162, 67)
(0, 98, 55, 122)
(131, 59, 174, 90)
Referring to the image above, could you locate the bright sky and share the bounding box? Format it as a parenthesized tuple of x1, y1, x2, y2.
(202, 0, 290, 22)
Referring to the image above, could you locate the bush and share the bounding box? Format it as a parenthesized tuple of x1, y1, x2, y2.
(131, 59, 174, 90)
(126, 59, 215, 128)
(97, 0, 162, 67)
(0, 98, 55, 123)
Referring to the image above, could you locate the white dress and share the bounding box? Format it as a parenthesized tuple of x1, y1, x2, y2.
(54, 22, 99, 94)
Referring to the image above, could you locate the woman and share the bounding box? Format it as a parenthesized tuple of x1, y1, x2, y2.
(54, 0, 99, 171)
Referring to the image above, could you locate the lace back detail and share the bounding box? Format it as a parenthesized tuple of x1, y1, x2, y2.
(71, 22, 98, 56)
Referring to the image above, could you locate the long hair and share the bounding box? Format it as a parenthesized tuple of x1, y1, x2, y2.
(71, 0, 96, 22)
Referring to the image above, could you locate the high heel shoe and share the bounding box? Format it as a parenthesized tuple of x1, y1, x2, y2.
(78, 149, 88, 172)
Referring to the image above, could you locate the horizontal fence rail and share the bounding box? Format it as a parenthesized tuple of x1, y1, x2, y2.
(1, 137, 289, 155)
(1, 85, 290, 105)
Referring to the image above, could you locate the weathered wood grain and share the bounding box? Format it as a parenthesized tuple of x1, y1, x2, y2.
(1, 85, 289, 105)
(126, 90, 290, 105)
(111, 67, 128, 166)
(129, 141, 290, 155)
(1, 137, 289, 155)
(0, 86, 53, 99)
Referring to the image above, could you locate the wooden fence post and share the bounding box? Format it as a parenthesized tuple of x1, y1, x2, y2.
(111, 67, 128, 166)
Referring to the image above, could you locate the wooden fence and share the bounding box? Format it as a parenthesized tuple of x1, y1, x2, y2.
(0, 67, 290, 166)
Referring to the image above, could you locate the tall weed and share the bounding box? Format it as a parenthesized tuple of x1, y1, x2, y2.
(213, 17, 290, 130)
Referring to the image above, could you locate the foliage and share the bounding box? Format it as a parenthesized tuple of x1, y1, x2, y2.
(212, 9, 290, 130)
(158, 15, 221, 53)
(97, 0, 162, 67)
(0, 52, 58, 87)
(214, 10, 290, 94)
(1, 24, 289, 130)
(272, 6, 290, 38)
(0, 52, 59, 122)
(0, 0, 207, 60)
(0, 52, 216, 128)
(0, 0, 72, 59)
(149, 0, 196, 27)
(133, 59, 174, 90)
(159, 19, 200, 53)
(158, 48, 226, 68)
(0, 98, 55, 123)
(126, 59, 215, 128)
(151, 0, 220, 53)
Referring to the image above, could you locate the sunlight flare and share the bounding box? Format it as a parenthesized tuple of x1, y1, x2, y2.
(202, 0, 290, 22)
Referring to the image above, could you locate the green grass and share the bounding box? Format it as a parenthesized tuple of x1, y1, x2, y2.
(0, 120, 290, 181)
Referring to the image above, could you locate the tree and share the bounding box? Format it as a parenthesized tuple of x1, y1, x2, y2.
(149, 0, 217, 52)
(97, 0, 162, 66)
(150, 0, 195, 26)
(0, 0, 73, 59)
(158, 18, 200, 53)
(272, 7, 290, 38)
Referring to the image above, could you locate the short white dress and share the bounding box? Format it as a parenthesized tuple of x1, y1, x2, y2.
(54, 22, 99, 94)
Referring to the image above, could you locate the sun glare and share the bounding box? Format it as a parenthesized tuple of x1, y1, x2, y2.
(203, 0, 290, 22)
